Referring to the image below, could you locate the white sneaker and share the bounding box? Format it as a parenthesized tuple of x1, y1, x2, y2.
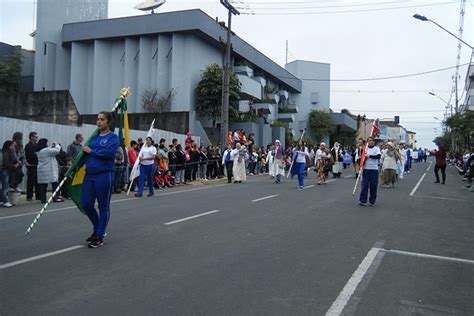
(14, 187, 21, 193)
(3, 202, 13, 208)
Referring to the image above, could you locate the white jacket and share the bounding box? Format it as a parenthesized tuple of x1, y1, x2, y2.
(37, 146, 61, 184)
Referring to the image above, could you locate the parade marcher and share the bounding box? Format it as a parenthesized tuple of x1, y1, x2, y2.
(25, 131, 40, 201)
(36, 138, 63, 203)
(231, 143, 248, 183)
(128, 141, 139, 191)
(79, 111, 120, 248)
(316, 142, 333, 185)
(291, 139, 310, 189)
(398, 144, 407, 180)
(222, 144, 234, 183)
(359, 137, 381, 206)
(331, 142, 344, 178)
(380, 142, 400, 188)
(273, 140, 285, 183)
(266, 144, 275, 179)
(1, 141, 14, 207)
(433, 143, 447, 184)
(113, 146, 125, 193)
(353, 140, 363, 179)
(135, 136, 157, 197)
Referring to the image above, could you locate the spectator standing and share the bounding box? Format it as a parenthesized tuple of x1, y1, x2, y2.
(157, 143, 168, 172)
(10, 132, 25, 191)
(36, 138, 63, 203)
(190, 144, 200, 181)
(168, 144, 177, 177)
(127, 141, 139, 191)
(66, 134, 84, 161)
(25, 131, 40, 201)
(1, 141, 14, 207)
(175, 144, 186, 185)
(199, 146, 208, 181)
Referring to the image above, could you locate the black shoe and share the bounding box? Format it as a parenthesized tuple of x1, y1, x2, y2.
(434, 181, 440, 183)
(134, 193, 143, 197)
(369, 203, 375, 207)
(358, 201, 367, 206)
(441, 182, 445, 184)
(86, 233, 96, 244)
(88, 237, 104, 248)
(147, 193, 154, 197)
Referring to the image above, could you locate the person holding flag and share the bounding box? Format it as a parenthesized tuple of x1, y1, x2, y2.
(135, 136, 157, 197)
(80, 111, 120, 248)
(358, 136, 381, 206)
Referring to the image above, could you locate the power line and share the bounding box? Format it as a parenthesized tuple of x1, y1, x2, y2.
(331, 89, 452, 93)
(240, 1, 458, 15)
(278, 62, 470, 82)
(331, 109, 444, 112)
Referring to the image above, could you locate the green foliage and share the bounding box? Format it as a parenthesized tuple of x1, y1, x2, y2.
(264, 84, 278, 94)
(0, 52, 22, 94)
(308, 110, 335, 142)
(270, 120, 287, 129)
(445, 111, 474, 139)
(195, 64, 241, 127)
(230, 110, 259, 123)
(304, 137, 314, 147)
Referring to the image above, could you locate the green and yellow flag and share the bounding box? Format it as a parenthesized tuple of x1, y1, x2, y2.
(66, 88, 132, 214)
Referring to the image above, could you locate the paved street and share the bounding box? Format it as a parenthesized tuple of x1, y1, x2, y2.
(1, 158, 473, 315)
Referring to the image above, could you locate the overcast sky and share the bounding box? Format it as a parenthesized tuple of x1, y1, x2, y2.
(0, 0, 473, 148)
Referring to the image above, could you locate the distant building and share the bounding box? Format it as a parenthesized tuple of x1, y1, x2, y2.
(0, 42, 35, 92)
(379, 120, 408, 145)
(460, 62, 474, 113)
(406, 131, 416, 148)
(30, 0, 354, 143)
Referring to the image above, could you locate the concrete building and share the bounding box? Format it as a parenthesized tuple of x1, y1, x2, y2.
(460, 62, 474, 113)
(379, 121, 408, 145)
(0, 42, 35, 92)
(32, 0, 353, 144)
(406, 131, 417, 148)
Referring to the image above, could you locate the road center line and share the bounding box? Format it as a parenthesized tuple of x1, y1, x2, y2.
(251, 194, 279, 202)
(326, 246, 383, 316)
(383, 248, 474, 265)
(326, 179, 337, 183)
(412, 194, 466, 202)
(0, 184, 227, 221)
(303, 185, 315, 190)
(163, 210, 220, 225)
(344, 175, 353, 179)
(409, 172, 426, 196)
(426, 161, 433, 172)
(0, 245, 84, 270)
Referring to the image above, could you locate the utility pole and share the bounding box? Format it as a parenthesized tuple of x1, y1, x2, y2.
(220, 0, 240, 150)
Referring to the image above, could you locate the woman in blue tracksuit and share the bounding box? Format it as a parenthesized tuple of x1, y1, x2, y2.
(80, 111, 119, 248)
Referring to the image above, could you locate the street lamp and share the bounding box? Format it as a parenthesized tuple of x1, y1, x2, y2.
(428, 92, 452, 116)
(414, 14, 474, 114)
(220, 0, 240, 149)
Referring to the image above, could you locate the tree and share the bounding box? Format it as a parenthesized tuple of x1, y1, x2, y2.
(308, 110, 335, 142)
(195, 64, 241, 128)
(0, 52, 22, 94)
(141, 88, 176, 113)
(445, 110, 474, 149)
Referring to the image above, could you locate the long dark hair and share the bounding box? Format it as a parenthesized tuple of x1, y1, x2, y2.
(98, 111, 114, 130)
(36, 138, 49, 152)
(2, 140, 13, 153)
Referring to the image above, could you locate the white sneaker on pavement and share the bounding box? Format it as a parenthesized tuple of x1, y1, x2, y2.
(3, 202, 13, 208)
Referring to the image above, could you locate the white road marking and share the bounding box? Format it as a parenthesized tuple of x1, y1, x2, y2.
(0, 245, 84, 270)
(383, 249, 474, 265)
(163, 210, 220, 225)
(409, 172, 426, 196)
(303, 185, 315, 190)
(251, 194, 279, 202)
(326, 179, 337, 183)
(426, 161, 433, 172)
(326, 247, 382, 316)
(412, 195, 466, 202)
(344, 175, 353, 179)
(0, 184, 227, 221)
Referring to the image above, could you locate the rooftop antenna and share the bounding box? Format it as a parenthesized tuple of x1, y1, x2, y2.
(134, 0, 166, 14)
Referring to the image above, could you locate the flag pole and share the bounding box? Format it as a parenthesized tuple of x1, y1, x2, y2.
(352, 119, 379, 196)
(25, 88, 132, 235)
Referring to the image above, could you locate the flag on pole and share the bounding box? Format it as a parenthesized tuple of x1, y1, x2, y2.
(127, 119, 155, 195)
(358, 119, 380, 169)
(66, 88, 132, 214)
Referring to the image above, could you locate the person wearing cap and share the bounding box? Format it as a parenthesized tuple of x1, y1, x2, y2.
(380, 142, 400, 188)
(316, 142, 332, 185)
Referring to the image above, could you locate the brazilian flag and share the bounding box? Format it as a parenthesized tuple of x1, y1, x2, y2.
(66, 88, 132, 214)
